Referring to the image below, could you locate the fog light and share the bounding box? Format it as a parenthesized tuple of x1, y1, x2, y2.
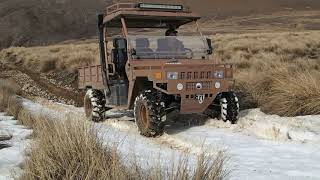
(215, 82, 221, 89)
(177, 83, 184, 91)
(196, 83, 202, 90)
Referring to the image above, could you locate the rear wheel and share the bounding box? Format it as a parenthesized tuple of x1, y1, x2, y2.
(220, 92, 240, 124)
(134, 90, 166, 137)
(84, 89, 106, 122)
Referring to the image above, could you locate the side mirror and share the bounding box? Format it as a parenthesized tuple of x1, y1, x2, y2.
(206, 38, 213, 55)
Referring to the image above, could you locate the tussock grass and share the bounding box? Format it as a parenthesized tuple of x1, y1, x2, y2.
(0, 85, 229, 180)
(256, 68, 320, 116)
(0, 43, 99, 73)
(213, 31, 320, 116)
(0, 79, 20, 112)
(21, 118, 131, 180)
(2, 31, 319, 116)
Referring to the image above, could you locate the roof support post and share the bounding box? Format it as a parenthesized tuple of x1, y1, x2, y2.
(120, 17, 132, 61)
(121, 17, 129, 38)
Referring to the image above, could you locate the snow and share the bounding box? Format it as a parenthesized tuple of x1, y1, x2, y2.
(0, 112, 32, 180)
(172, 127, 320, 180)
(99, 111, 320, 180)
(206, 109, 320, 143)
(13, 98, 320, 179)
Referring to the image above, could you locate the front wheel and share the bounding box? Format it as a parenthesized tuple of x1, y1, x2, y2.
(220, 92, 240, 124)
(134, 90, 166, 137)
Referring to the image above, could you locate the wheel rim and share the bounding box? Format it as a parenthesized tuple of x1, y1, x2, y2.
(84, 95, 92, 118)
(139, 104, 149, 129)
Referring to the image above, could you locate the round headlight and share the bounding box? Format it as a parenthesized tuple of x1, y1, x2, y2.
(215, 82, 221, 89)
(177, 83, 184, 91)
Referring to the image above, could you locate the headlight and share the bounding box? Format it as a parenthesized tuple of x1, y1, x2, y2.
(177, 83, 184, 90)
(167, 72, 178, 80)
(214, 71, 224, 79)
(215, 82, 221, 89)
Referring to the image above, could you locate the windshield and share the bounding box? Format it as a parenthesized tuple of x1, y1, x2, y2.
(128, 36, 209, 60)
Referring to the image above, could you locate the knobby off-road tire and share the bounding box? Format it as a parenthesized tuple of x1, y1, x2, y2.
(220, 92, 240, 124)
(84, 89, 106, 122)
(134, 90, 166, 137)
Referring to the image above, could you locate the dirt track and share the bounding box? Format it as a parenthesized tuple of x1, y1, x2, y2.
(0, 62, 83, 106)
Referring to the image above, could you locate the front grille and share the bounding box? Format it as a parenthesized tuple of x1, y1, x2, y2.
(186, 81, 212, 91)
(180, 71, 213, 80)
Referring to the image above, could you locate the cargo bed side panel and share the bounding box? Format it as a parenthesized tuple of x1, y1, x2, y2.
(78, 65, 105, 89)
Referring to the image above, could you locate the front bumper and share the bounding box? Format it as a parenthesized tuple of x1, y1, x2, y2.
(154, 79, 229, 114)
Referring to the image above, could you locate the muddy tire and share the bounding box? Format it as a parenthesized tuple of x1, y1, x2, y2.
(84, 89, 106, 122)
(134, 90, 166, 137)
(220, 92, 240, 124)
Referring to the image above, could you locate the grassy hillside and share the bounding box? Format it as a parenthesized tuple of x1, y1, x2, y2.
(213, 31, 320, 116)
(1, 30, 320, 116)
(0, 0, 109, 49)
(1, 0, 320, 49)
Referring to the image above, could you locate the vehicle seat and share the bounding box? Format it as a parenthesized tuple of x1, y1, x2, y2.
(112, 38, 128, 77)
(135, 38, 154, 58)
(157, 39, 170, 52)
(157, 38, 173, 58)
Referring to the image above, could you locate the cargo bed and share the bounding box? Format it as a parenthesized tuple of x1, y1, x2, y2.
(78, 65, 104, 89)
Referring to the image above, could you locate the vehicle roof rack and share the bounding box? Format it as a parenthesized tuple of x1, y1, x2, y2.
(103, 3, 200, 28)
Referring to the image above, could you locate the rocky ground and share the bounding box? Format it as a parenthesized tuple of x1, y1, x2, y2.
(0, 61, 81, 106)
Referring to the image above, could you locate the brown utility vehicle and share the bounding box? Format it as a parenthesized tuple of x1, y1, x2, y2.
(78, 3, 240, 137)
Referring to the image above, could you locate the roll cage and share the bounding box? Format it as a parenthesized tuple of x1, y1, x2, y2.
(99, 2, 208, 60)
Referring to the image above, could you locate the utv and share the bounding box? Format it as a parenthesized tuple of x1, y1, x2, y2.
(78, 3, 240, 137)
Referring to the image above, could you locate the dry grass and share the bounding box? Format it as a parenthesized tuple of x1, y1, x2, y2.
(2, 31, 319, 116)
(0, 86, 229, 180)
(0, 43, 99, 73)
(260, 69, 320, 116)
(213, 31, 320, 116)
(21, 118, 131, 180)
(0, 79, 21, 112)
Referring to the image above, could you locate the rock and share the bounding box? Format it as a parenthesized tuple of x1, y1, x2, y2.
(0, 130, 12, 141)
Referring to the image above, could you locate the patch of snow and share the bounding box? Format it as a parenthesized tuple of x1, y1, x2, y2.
(206, 109, 320, 143)
(0, 112, 32, 180)
(19, 99, 320, 179)
(169, 126, 320, 180)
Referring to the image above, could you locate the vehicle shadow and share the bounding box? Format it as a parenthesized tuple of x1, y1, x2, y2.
(164, 112, 213, 135)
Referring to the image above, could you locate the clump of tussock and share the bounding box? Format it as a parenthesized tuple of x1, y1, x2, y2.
(1, 78, 229, 180)
(0, 79, 20, 112)
(256, 68, 320, 116)
(213, 31, 320, 116)
(40, 58, 57, 72)
(21, 118, 131, 180)
(20, 114, 229, 180)
(236, 63, 320, 116)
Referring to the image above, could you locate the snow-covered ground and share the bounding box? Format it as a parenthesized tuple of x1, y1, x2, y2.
(0, 112, 32, 180)
(12, 98, 320, 179)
